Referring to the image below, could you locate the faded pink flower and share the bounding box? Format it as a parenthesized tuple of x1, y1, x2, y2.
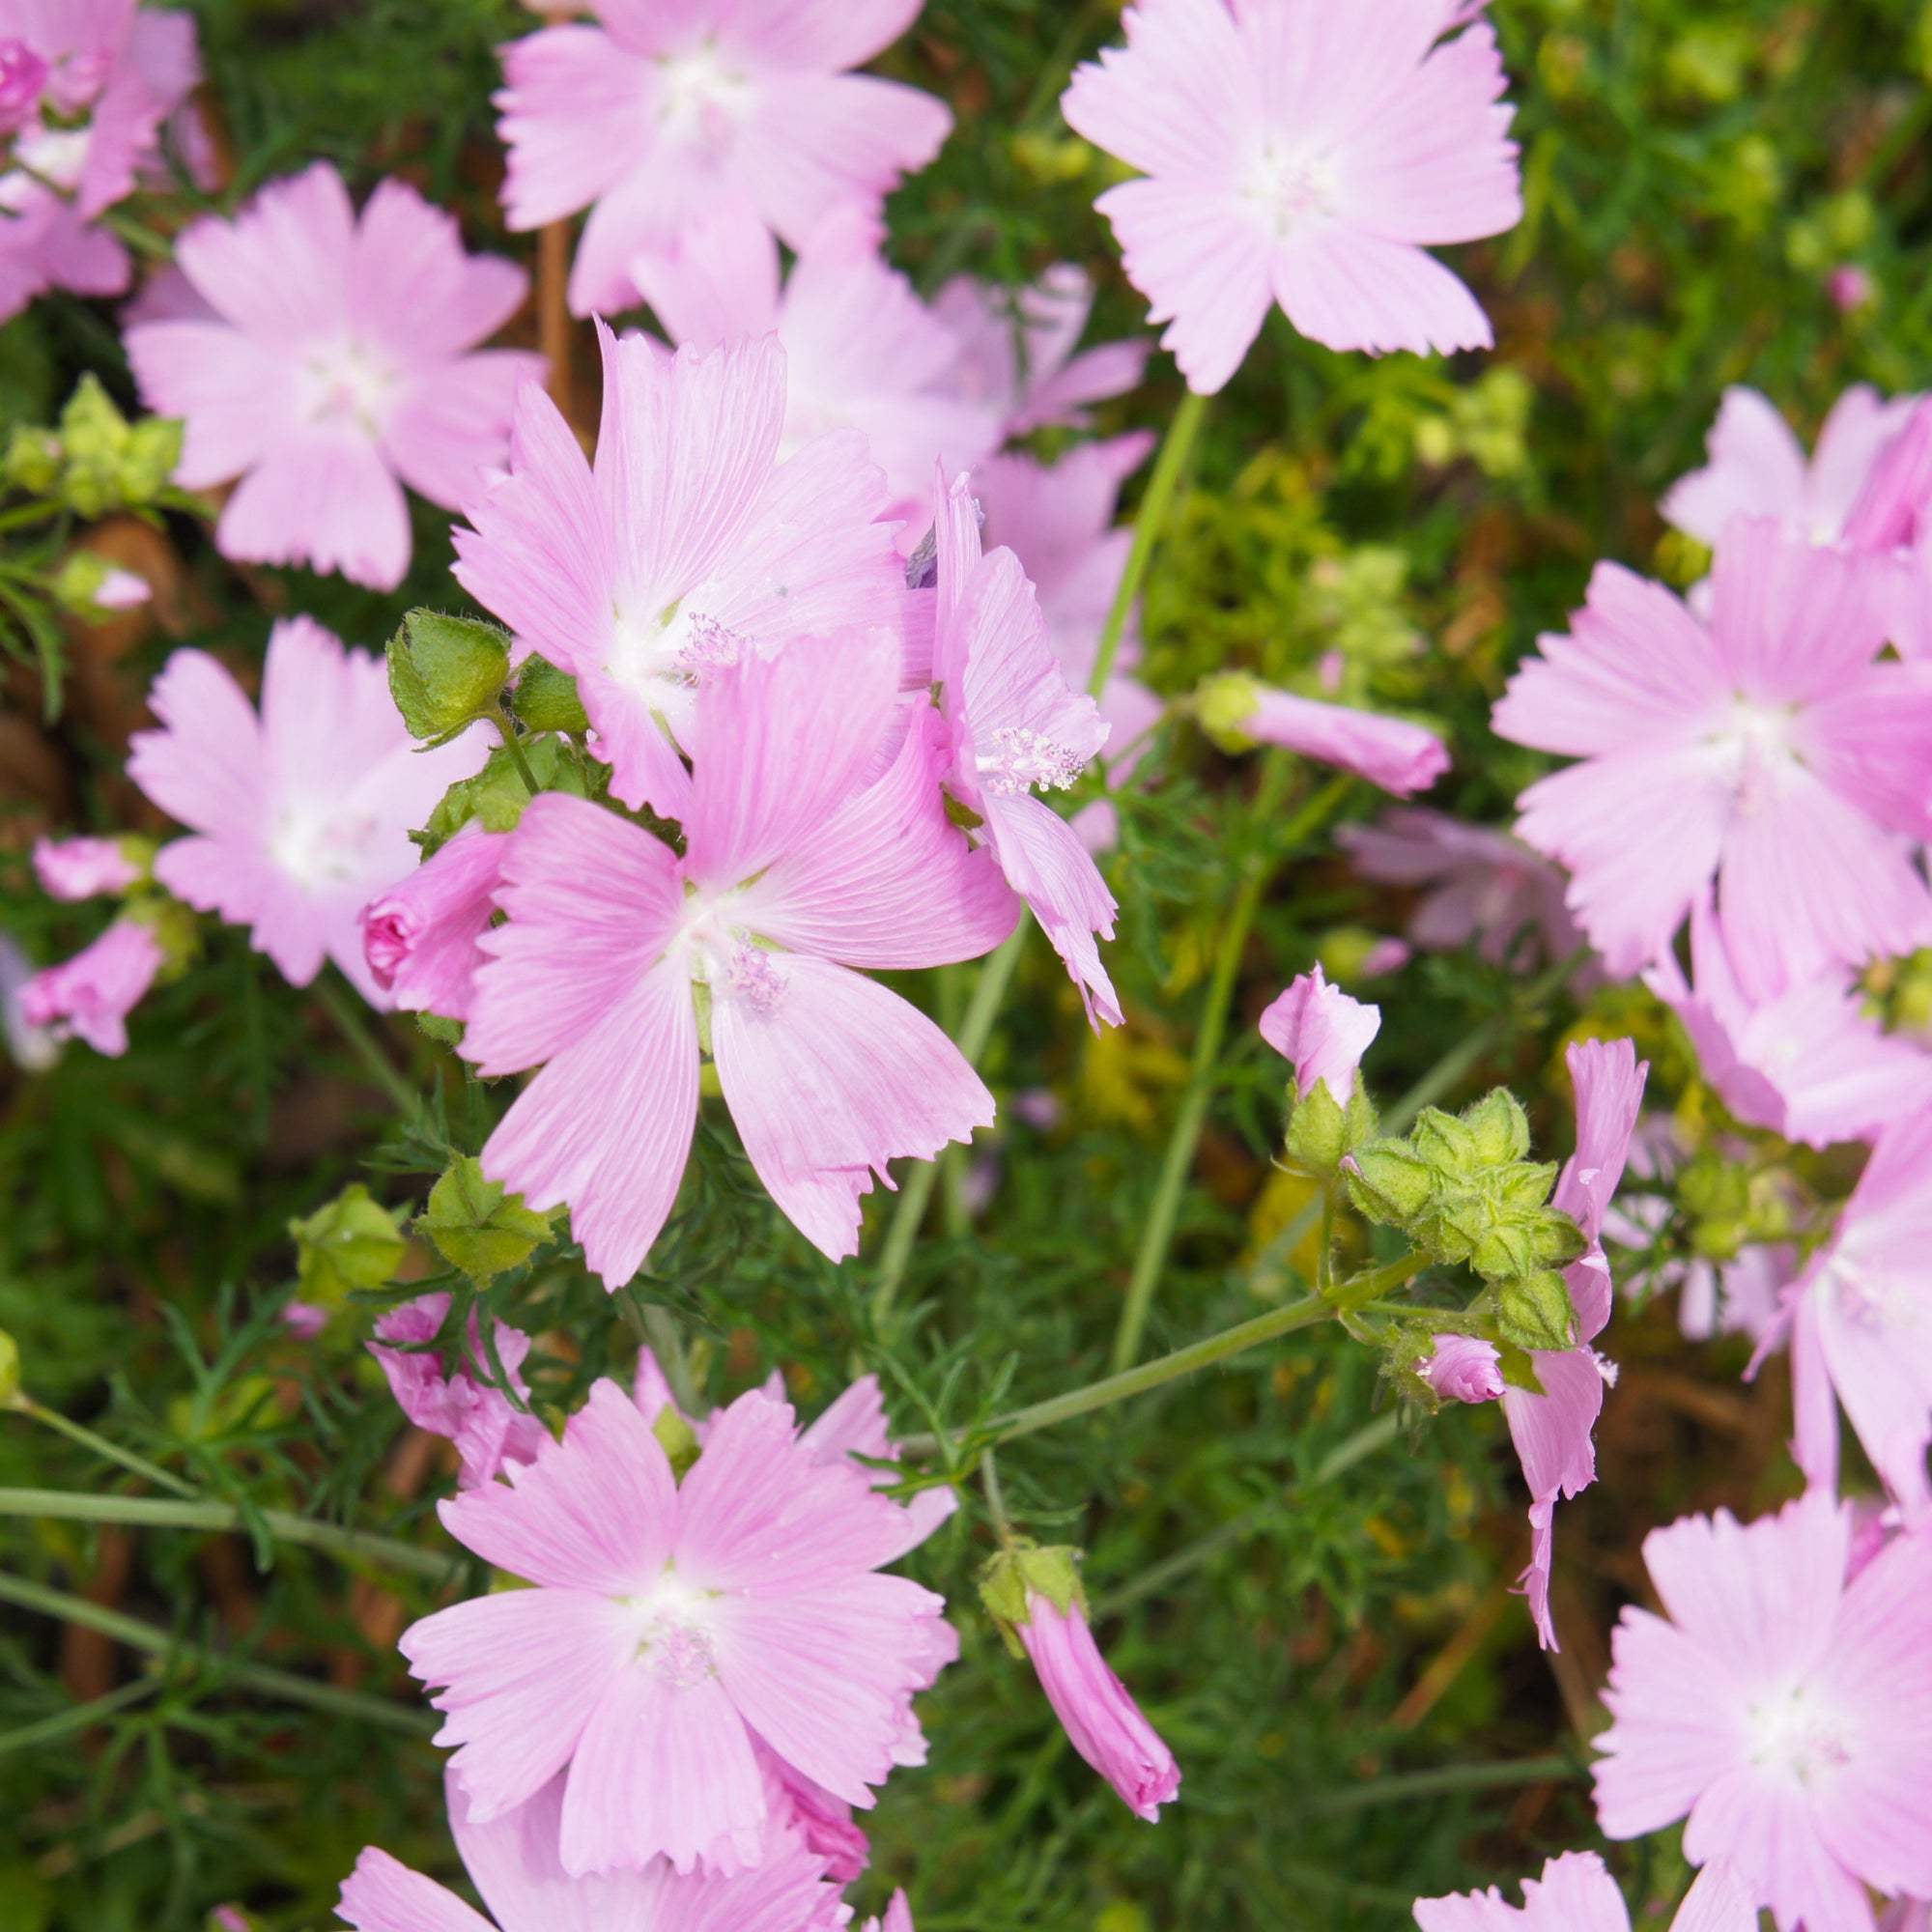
(1259, 963, 1378, 1105)
(33, 835, 139, 901)
(360, 825, 508, 1025)
(127, 617, 493, 1005)
(1337, 807, 1582, 971)
(338, 1765, 846, 1932)
(1786, 1110, 1932, 1526)
(126, 162, 542, 591)
(1492, 518, 1932, 998)
(19, 918, 161, 1057)
(633, 212, 1004, 531)
(0, 3, 200, 322)
(1416, 1852, 1757, 1932)
(1594, 1491, 1932, 1932)
(1646, 898, 1932, 1151)
(1061, 0, 1522, 393)
(462, 630, 1016, 1285)
(368, 1293, 550, 1492)
(1213, 681, 1451, 796)
(928, 469, 1121, 1027)
(1018, 1590, 1180, 1822)
(399, 1380, 954, 1878)
(1504, 1036, 1646, 1650)
(454, 325, 904, 821)
(495, 1, 950, 318)
(1419, 1334, 1504, 1405)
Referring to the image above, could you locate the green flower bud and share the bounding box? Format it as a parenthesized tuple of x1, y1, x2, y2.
(417, 1156, 554, 1283)
(1192, 671, 1264, 753)
(388, 611, 512, 743)
(121, 416, 183, 507)
(511, 654, 589, 735)
(652, 1405, 701, 1481)
(979, 1540, 1086, 1655)
(1469, 1206, 1586, 1283)
(4, 424, 61, 495)
(290, 1184, 408, 1306)
(1462, 1089, 1531, 1167)
(0, 1328, 19, 1406)
(1495, 1270, 1578, 1354)
(1346, 1141, 1435, 1227)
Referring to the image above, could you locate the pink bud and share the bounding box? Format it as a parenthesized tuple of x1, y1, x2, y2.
(94, 567, 151, 611)
(280, 1301, 328, 1341)
(357, 825, 505, 1023)
(20, 922, 161, 1057)
(1830, 265, 1875, 313)
(1259, 964, 1379, 1105)
(1360, 936, 1413, 979)
(1244, 687, 1450, 797)
(0, 40, 47, 134)
(1419, 1334, 1505, 1405)
(33, 835, 139, 901)
(1017, 1590, 1179, 1822)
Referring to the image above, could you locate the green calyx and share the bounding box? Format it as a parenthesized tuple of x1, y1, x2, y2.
(387, 611, 512, 744)
(1192, 670, 1264, 753)
(416, 1157, 554, 1284)
(47, 378, 183, 518)
(415, 736, 591, 853)
(979, 1540, 1086, 1657)
(510, 654, 590, 735)
(289, 1184, 408, 1307)
(1284, 1071, 1378, 1174)
(1495, 1271, 1581, 1355)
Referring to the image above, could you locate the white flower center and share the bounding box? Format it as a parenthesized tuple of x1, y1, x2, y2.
(1244, 143, 1338, 238)
(622, 1568, 721, 1690)
(977, 725, 1086, 798)
(300, 342, 398, 440)
(1712, 699, 1800, 815)
(604, 605, 742, 737)
(1747, 1680, 1854, 1787)
(654, 42, 752, 157)
(679, 888, 789, 1018)
(270, 809, 380, 891)
(1822, 1255, 1910, 1337)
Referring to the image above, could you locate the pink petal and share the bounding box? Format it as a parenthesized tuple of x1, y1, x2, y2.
(1273, 226, 1493, 358)
(126, 646, 267, 832)
(385, 353, 546, 513)
(1799, 662, 1932, 842)
(214, 429, 412, 591)
(718, 0, 925, 70)
(349, 178, 530, 364)
(1503, 1350, 1608, 1648)
(1241, 687, 1450, 795)
(496, 25, 656, 232)
(1662, 388, 1813, 547)
(124, 318, 301, 488)
(174, 159, 355, 346)
(1258, 963, 1380, 1104)
(1667, 1863, 1761, 1932)
(982, 791, 1122, 1029)
(360, 826, 507, 1023)
(336, 1848, 497, 1932)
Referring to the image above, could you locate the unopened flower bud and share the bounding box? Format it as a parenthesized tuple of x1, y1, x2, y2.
(289, 1182, 407, 1304)
(509, 653, 588, 734)
(415, 1155, 554, 1283)
(387, 610, 512, 742)
(0, 41, 48, 135)
(51, 552, 151, 617)
(1496, 1269, 1578, 1354)
(1418, 1334, 1504, 1405)
(33, 835, 141, 901)
(360, 825, 506, 1024)
(1260, 964, 1379, 1107)
(4, 423, 61, 494)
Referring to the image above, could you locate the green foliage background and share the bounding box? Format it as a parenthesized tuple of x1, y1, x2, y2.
(3, 1, 1925, 1926)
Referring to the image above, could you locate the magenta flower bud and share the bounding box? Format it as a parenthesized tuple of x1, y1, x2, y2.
(1244, 687, 1449, 796)
(1360, 936, 1412, 979)
(358, 825, 506, 1023)
(19, 921, 162, 1057)
(1420, 1334, 1505, 1405)
(33, 835, 140, 901)
(0, 40, 48, 134)
(1831, 264, 1875, 313)
(1017, 1591, 1179, 1822)
(1259, 963, 1379, 1106)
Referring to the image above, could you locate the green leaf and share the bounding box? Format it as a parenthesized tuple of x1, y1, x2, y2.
(416, 1156, 554, 1283)
(387, 610, 512, 741)
(417, 736, 584, 852)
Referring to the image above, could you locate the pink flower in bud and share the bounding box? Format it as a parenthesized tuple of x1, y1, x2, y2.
(1018, 1591, 1179, 1822)
(1420, 1335, 1504, 1405)
(1259, 964, 1379, 1106)
(92, 566, 150, 610)
(368, 1293, 550, 1492)
(0, 40, 48, 133)
(360, 825, 508, 1025)
(280, 1300, 328, 1341)
(33, 835, 139, 901)
(20, 920, 162, 1057)
(1360, 937, 1413, 978)
(1416, 1851, 1757, 1932)
(1832, 265, 1876, 313)
(1244, 687, 1450, 796)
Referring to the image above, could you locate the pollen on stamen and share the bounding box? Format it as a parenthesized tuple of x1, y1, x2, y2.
(678, 613, 746, 673)
(980, 725, 1086, 798)
(726, 943, 788, 1015)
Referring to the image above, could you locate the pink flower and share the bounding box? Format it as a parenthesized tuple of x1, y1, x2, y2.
(360, 825, 508, 1025)
(1259, 964, 1378, 1105)
(33, 835, 139, 901)
(454, 325, 904, 821)
(1337, 808, 1582, 971)
(1662, 385, 1918, 552)
(862, 1893, 916, 1932)
(127, 618, 493, 1005)
(399, 1379, 954, 1877)
(1018, 1590, 1180, 1822)
(19, 919, 161, 1057)
(1060, 0, 1522, 394)
(338, 1765, 847, 1932)
(1645, 898, 1932, 1151)
(1492, 518, 1932, 998)
(633, 213, 1004, 532)
(1594, 1491, 1932, 1932)
(1786, 1110, 1932, 1526)
(0, 4, 201, 322)
(462, 630, 1016, 1284)
(1212, 681, 1451, 796)
(1503, 1037, 1646, 1650)
(927, 470, 1122, 1026)
(1832, 265, 1877, 313)
(1416, 1852, 1757, 1932)
(933, 265, 1150, 440)
(495, 1, 951, 318)
(1419, 1334, 1504, 1405)
(126, 162, 542, 591)
(368, 1293, 551, 1492)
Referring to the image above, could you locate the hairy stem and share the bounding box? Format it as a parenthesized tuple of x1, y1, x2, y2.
(488, 700, 541, 796)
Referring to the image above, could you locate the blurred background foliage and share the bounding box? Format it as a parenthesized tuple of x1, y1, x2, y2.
(0, 0, 1919, 1926)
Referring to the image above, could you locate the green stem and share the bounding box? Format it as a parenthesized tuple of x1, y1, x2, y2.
(0, 1674, 162, 1758)
(1089, 387, 1208, 698)
(870, 926, 1029, 1331)
(313, 974, 417, 1115)
(1111, 763, 1349, 1372)
(0, 1488, 453, 1580)
(488, 701, 540, 796)
(11, 1398, 199, 1499)
(639, 1303, 701, 1417)
(0, 1571, 437, 1735)
(980, 1450, 1013, 1544)
(1325, 1249, 1431, 1315)
(1308, 1753, 1579, 1816)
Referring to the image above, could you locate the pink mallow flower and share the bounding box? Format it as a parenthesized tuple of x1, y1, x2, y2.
(1646, 897, 1932, 1151)
(127, 617, 493, 1006)
(360, 825, 508, 1025)
(455, 325, 903, 821)
(19, 919, 161, 1057)
(633, 212, 1004, 533)
(928, 469, 1122, 1027)
(495, 0, 950, 318)
(1260, 963, 1378, 1105)
(1018, 1590, 1180, 1822)
(1492, 517, 1932, 999)
(1419, 1334, 1504, 1405)
(368, 1293, 551, 1492)
(461, 629, 1017, 1286)
(0, 3, 200, 323)
(1416, 1852, 1757, 1932)
(1337, 807, 1582, 971)
(1594, 1491, 1932, 1932)
(338, 1765, 846, 1932)
(1785, 1109, 1932, 1527)
(399, 1379, 954, 1878)
(126, 161, 542, 591)
(33, 835, 139, 901)
(1504, 1036, 1646, 1651)
(1205, 678, 1451, 796)
(1060, 0, 1522, 394)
